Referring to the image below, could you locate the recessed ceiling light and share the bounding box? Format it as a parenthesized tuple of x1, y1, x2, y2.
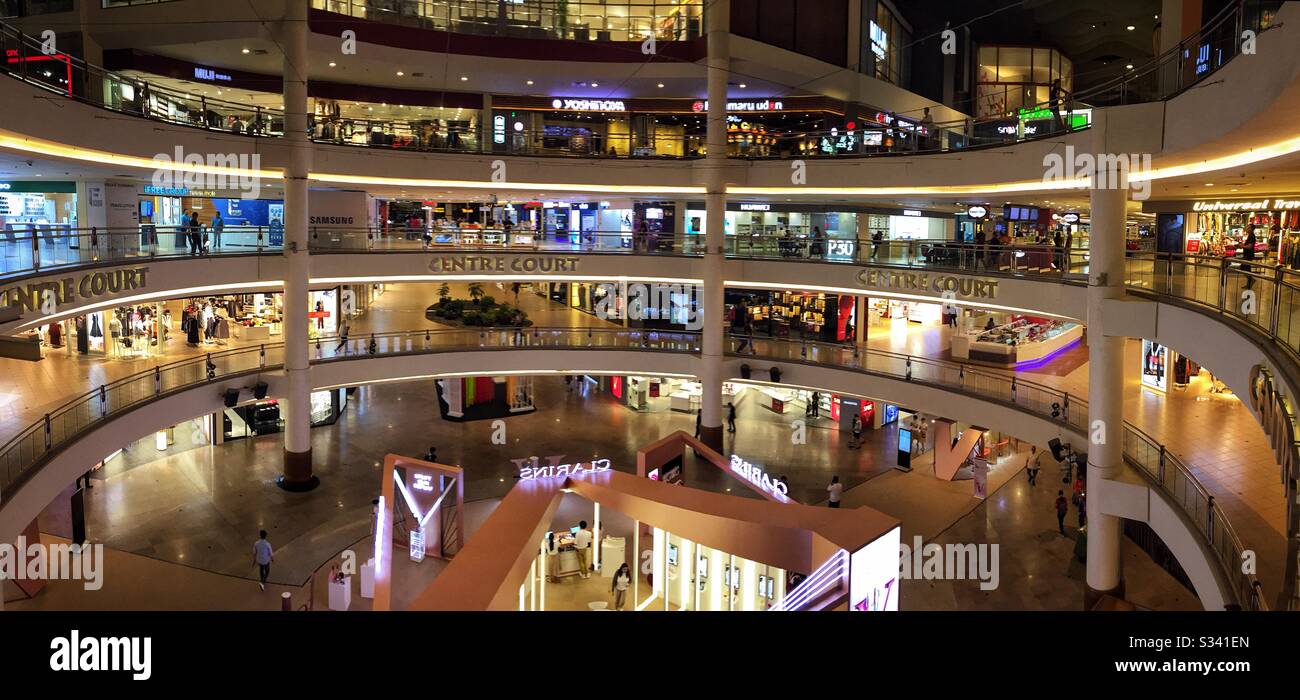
(591, 82, 599, 87)
(241, 48, 250, 54)
(657, 82, 664, 88)
(526, 80, 534, 85)
(1125, 64, 1134, 69)
(396, 71, 404, 76)
(329, 62, 336, 67)
(739, 83, 747, 88)
(1127, 25, 1135, 30)
(460, 76, 469, 81)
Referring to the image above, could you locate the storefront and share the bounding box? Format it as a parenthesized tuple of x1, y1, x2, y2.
(1142, 196, 1300, 265)
(138, 185, 285, 251)
(951, 316, 1083, 367)
(690, 202, 953, 260)
(727, 289, 859, 342)
(1, 180, 79, 272)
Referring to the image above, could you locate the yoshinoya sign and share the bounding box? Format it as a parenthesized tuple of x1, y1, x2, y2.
(729, 454, 789, 499)
(551, 98, 626, 112)
(859, 270, 998, 300)
(429, 255, 580, 273)
(2, 267, 151, 314)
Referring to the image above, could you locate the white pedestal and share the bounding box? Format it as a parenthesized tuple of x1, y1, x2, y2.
(328, 576, 352, 611)
(600, 537, 626, 578)
(359, 561, 375, 599)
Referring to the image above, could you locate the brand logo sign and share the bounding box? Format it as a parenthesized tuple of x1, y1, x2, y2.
(693, 99, 785, 112)
(429, 255, 580, 273)
(966, 206, 988, 218)
(551, 98, 626, 112)
(194, 66, 232, 82)
(1192, 198, 1300, 212)
(858, 270, 998, 300)
(729, 455, 789, 499)
(514, 456, 612, 480)
(739, 203, 771, 211)
(1062, 212, 1080, 223)
(2, 267, 151, 314)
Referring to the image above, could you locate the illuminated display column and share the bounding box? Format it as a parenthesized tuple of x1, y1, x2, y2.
(1085, 162, 1126, 603)
(278, 0, 318, 491)
(697, 0, 730, 452)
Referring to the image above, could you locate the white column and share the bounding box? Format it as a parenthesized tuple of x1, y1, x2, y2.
(1085, 177, 1127, 602)
(698, 0, 730, 451)
(279, 0, 317, 491)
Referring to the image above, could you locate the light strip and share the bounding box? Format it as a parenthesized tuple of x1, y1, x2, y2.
(6, 127, 1300, 197)
(393, 471, 455, 530)
(311, 275, 701, 285)
(774, 549, 848, 612)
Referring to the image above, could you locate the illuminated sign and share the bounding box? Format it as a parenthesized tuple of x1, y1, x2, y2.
(2, 267, 152, 314)
(144, 185, 188, 196)
(902, 209, 922, 217)
(412, 473, 434, 492)
(728, 454, 789, 499)
(859, 270, 999, 300)
(739, 203, 771, 211)
(409, 527, 426, 562)
(518, 458, 612, 480)
(1061, 212, 1081, 223)
(869, 21, 888, 61)
(693, 99, 786, 113)
(193, 66, 232, 82)
(493, 115, 506, 144)
(966, 206, 988, 218)
(551, 98, 626, 112)
(849, 526, 900, 611)
(1192, 198, 1300, 212)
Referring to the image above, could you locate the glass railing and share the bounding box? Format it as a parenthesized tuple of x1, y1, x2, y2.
(0, 326, 1264, 609)
(0, 226, 282, 280)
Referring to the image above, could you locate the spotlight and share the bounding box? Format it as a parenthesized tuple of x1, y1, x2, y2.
(253, 381, 269, 400)
(223, 388, 240, 408)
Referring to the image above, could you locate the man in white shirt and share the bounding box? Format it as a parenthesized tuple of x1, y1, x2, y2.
(573, 520, 593, 578)
(827, 476, 843, 508)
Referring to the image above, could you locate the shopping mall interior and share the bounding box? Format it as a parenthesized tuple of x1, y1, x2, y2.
(1, 0, 1298, 619)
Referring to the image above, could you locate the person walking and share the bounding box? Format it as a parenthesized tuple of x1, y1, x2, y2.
(849, 413, 863, 449)
(573, 520, 593, 578)
(253, 529, 274, 591)
(423, 446, 437, 463)
(211, 211, 224, 250)
(973, 230, 987, 271)
(733, 299, 750, 353)
(694, 408, 702, 439)
(1241, 224, 1257, 290)
(334, 320, 350, 353)
(726, 401, 736, 433)
(611, 562, 631, 610)
(871, 230, 884, 260)
(187, 212, 201, 256)
(826, 476, 843, 508)
(809, 391, 821, 418)
(1055, 490, 1069, 536)
(1026, 445, 1041, 486)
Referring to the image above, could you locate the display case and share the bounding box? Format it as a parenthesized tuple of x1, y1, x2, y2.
(950, 319, 1083, 366)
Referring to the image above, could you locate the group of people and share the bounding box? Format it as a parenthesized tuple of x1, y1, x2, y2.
(171, 211, 224, 255)
(968, 229, 1067, 271)
(1026, 445, 1087, 536)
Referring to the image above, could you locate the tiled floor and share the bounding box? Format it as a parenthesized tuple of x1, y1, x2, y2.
(0, 283, 1287, 607)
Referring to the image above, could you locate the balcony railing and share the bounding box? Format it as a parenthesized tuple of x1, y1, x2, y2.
(0, 326, 1264, 609)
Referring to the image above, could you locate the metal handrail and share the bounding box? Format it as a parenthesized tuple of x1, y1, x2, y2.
(0, 326, 1262, 608)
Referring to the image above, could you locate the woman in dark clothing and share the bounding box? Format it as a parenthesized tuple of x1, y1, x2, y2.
(1241, 224, 1257, 290)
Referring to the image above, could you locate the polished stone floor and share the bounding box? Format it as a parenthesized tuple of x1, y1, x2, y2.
(0, 282, 1285, 607)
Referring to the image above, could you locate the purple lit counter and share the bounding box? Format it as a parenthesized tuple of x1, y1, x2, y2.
(950, 322, 1083, 367)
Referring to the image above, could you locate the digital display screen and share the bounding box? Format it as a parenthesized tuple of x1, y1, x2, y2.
(898, 428, 912, 453)
(667, 544, 679, 566)
(644, 208, 664, 219)
(569, 526, 579, 535)
(849, 527, 901, 611)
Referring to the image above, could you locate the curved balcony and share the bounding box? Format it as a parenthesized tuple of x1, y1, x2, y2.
(0, 326, 1261, 609)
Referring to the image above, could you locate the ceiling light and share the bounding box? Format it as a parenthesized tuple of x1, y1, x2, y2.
(460, 76, 469, 81)
(739, 83, 747, 88)
(526, 80, 534, 85)
(241, 48, 250, 54)
(657, 82, 664, 88)
(329, 62, 336, 67)
(1204, 183, 1214, 186)
(590, 82, 599, 87)
(1126, 25, 1135, 30)
(1125, 64, 1133, 69)
(396, 71, 404, 76)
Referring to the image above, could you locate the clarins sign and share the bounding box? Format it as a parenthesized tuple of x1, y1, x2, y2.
(2, 267, 151, 314)
(429, 255, 580, 273)
(512, 456, 612, 480)
(858, 270, 999, 300)
(729, 454, 789, 499)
